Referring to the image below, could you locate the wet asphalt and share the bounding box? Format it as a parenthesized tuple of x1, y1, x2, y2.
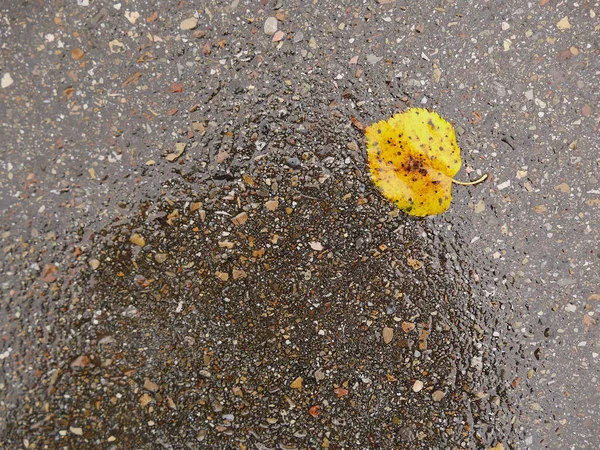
(0, 1, 599, 449)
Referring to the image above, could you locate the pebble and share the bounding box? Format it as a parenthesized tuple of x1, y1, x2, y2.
(197, 430, 207, 441)
(130, 233, 146, 247)
(382, 327, 394, 344)
(366, 54, 382, 64)
(166, 142, 186, 162)
(232, 212, 248, 226)
(581, 104, 592, 116)
(290, 377, 303, 389)
(556, 16, 571, 30)
(212, 400, 223, 412)
(293, 31, 304, 43)
(401, 322, 415, 332)
(286, 157, 302, 168)
(144, 378, 159, 392)
(308, 405, 321, 417)
(69, 426, 83, 436)
(272, 30, 285, 42)
(309, 242, 323, 251)
(71, 48, 85, 60)
(232, 268, 247, 279)
(334, 387, 349, 398)
(314, 368, 325, 382)
(412, 380, 424, 392)
(180, 17, 198, 30)
(265, 200, 278, 211)
(497, 180, 511, 191)
(264, 17, 278, 35)
(139, 393, 152, 406)
(70, 355, 90, 368)
(88, 258, 100, 269)
(215, 151, 229, 164)
(1, 73, 14, 88)
(432, 390, 446, 401)
(474, 199, 485, 214)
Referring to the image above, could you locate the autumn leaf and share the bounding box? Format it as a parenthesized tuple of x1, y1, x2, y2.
(365, 108, 487, 216)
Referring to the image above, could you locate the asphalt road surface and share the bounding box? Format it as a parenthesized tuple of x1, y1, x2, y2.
(1, 1, 598, 449)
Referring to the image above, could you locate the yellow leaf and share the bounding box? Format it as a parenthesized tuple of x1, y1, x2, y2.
(365, 108, 485, 216)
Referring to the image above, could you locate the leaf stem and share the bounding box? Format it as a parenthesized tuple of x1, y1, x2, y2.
(451, 173, 488, 186)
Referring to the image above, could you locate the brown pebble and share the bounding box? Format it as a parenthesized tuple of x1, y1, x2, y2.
(290, 377, 303, 390)
(232, 268, 247, 280)
(581, 104, 592, 116)
(139, 393, 152, 407)
(232, 212, 248, 225)
(308, 405, 321, 417)
(71, 48, 85, 60)
(272, 30, 285, 42)
(401, 321, 416, 332)
(130, 233, 145, 247)
(334, 387, 349, 398)
(215, 271, 229, 282)
(215, 151, 229, 163)
(144, 378, 160, 392)
(265, 200, 279, 211)
(180, 17, 198, 30)
(71, 355, 90, 368)
(382, 327, 394, 344)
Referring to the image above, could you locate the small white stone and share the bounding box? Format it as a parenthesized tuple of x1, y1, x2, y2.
(309, 241, 324, 251)
(497, 180, 511, 190)
(69, 426, 83, 436)
(1, 73, 14, 88)
(412, 380, 424, 392)
(264, 17, 278, 35)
